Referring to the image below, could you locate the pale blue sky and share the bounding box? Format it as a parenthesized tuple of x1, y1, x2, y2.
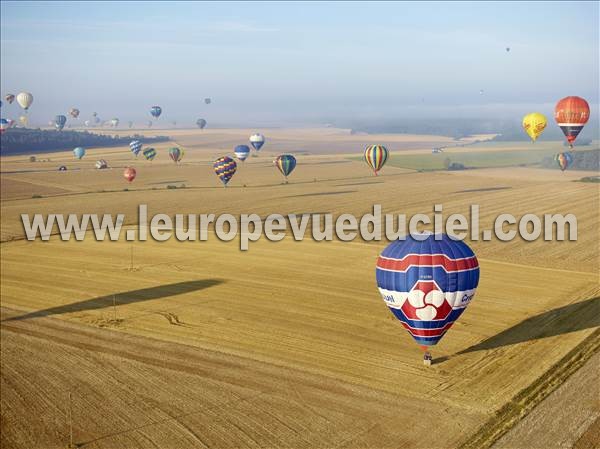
(1, 1, 598, 126)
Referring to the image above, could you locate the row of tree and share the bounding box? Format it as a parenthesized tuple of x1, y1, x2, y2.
(0, 128, 170, 155)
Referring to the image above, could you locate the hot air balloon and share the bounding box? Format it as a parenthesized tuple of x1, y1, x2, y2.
(5, 94, 15, 104)
(555, 96, 590, 148)
(364, 144, 389, 175)
(234, 145, 251, 162)
(69, 108, 80, 119)
(95, 159, 108, 169)
(506, 47, 510, 52)
(92, 112, 98, 117)
(73, 147, 85, 159)
(142, 147, 157, 161)
(204, 98, 211, 105)
(58, 165, 67, 171)
(130, 140, 142, 157)
(274, 154, 297, 181)
(16, 92, 33, 111)
(196, 118, 207, 129)
(479, 89, 484, 95)
(0, 118, 9, 134)
(168, 147, 184, 163)
(110, 118, 119, 128)
(249, 133, 265, 151)
(54, 115, 67, 130)
(124, 167, 136, 182)
(94, 116, 100, 124)
(150, 106, 162, 119)
(555, 152, 573, 171)
(376, 233, 480, 360)
(213, 156, 237, 186)
(84, 120, 91, 127)
(19, 115, 29, 126)
(522, 112, 547, 142)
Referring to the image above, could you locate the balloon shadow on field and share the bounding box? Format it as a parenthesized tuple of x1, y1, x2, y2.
(456, 296, 600, 357)
(2, 279, 224, 323)
(280, 190, 357, 199)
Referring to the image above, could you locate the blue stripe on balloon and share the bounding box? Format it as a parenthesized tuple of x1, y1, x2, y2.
(376, 266, 479, 292)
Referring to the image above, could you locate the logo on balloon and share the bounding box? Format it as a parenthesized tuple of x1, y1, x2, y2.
(401, 281, 453, 321)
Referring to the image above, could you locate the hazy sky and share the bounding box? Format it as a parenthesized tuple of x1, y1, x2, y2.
(1, 1, 598, 126)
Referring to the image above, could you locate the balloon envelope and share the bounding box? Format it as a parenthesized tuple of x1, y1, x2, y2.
(5, 94, 15, 104)
(143, 147, 157, 161)
(249, 133, 265, 151)
(196, 118, 207, 129)
(213, 156, 237, 185)
(0, 118, 9, 134)
(522, 112, 547, 142)
(124, 167, 136, 182)
(130, 140, 142, 157)
(274, 154, 297, 178)
(95, 159, 108, 169)
(234, 145, 251, 161)
(16, 92, 33, 110)
(69, 108, 80, 119)
(73, 147, 85, 159)
(168, 147, 184, 163)
(376, 233, 480, 347)
(555, 152, 573, 171)
(150, 106, 162, 118)
(55, 115, 67, 130)
(204, 98, 211, 104)
(554, 96, 590, 147)
(364, 144, 389, 175)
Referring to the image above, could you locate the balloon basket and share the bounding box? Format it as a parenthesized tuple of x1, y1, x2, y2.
(423, 351, 433, 367)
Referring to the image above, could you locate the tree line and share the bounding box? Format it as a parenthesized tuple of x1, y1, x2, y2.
(0, 128, 170, 155)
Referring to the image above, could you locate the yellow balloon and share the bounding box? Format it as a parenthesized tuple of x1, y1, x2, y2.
(522, 112, 547, 142)
(19, 115, 28, 126)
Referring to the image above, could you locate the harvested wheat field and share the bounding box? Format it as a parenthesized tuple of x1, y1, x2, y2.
(1, 128, 599, 449)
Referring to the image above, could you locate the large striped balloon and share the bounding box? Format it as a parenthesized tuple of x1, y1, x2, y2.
(213, 156, 237, 186)
(376, 233, 479, 348)
(274, 154, 296, 179)
(234, 145, 251, 161)
(130, 140, 142, 157)
(143, 147, 157, 161)
(364, 144, 389, 175)
(554, 96, 590, 148)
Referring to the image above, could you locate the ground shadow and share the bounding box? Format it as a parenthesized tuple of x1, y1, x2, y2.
(334, 181, 384, 187)
(147, 180, 188, 185)
(433, 296, 600, 364)
(453, 186, 512, 194)
(280, 190, 357, 199)
(458, 296, 600, 355)
(2, 279, 224, 322)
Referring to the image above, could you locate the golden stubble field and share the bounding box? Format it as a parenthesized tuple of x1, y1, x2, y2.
(1, 128, 599, 449)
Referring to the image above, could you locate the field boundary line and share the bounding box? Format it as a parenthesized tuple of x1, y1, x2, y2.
(457, 327, 600, 449)
(476, 257, 599, 278)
